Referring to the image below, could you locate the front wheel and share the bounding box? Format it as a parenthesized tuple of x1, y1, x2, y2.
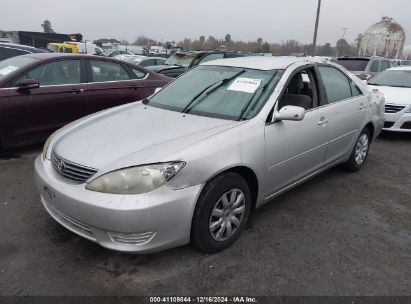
(343, 128, 370, 171)
(191, 172, 251, 253)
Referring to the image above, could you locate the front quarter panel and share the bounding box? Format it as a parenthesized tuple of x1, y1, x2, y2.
(167, 118, 267, 206)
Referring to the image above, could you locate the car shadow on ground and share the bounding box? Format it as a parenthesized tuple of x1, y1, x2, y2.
(0, 144, 43, 160)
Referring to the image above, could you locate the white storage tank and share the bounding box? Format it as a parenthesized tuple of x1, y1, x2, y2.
(359, 17, 406, 59)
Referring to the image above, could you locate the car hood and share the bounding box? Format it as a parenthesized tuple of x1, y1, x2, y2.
(53, 103, 239, 171)
(368, 85, 411, 105)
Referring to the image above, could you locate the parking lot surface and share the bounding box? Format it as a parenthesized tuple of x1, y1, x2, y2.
(0, 133, 410, 296)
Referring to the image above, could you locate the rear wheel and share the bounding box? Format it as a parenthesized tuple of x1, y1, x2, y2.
(343, 128, 370, 171)
(191, 172, 251, 253)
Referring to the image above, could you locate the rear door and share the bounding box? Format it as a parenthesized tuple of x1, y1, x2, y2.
(85, 59, 155, 114)
(317, 65, 367, 164)
(7, 59, 87, 143)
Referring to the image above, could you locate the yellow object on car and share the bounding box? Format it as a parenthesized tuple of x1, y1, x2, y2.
(47, 43, 78, 54)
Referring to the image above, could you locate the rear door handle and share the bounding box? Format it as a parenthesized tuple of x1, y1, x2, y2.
(318, 117, 329, 126)
(359, 103, 366, 110)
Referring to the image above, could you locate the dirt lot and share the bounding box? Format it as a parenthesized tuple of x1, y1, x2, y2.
(0, 133, 410, 296)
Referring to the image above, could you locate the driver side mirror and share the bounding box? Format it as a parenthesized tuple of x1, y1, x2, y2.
(18, 79, 40, 90)
(274, 105, 305, 122)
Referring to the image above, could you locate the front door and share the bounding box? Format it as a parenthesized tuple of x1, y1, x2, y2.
(7, 59, 87, 143)
(264, 67, 329, 198)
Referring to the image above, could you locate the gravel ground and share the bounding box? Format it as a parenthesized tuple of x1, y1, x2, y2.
(0, 133, 410, 296)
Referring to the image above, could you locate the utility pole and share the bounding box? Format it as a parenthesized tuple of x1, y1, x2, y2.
(342, 27, 349, 39)
(312, 0, 322, 56)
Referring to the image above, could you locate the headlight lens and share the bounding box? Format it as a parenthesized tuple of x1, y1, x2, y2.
(42, 131, 57, 161)
(85, 162, 185, 194)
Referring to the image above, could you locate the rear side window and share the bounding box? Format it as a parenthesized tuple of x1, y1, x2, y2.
(336, 59, 369, 71)
(199, 53, 225, 64)
(381, 61, 390, 71)
(318, 66, 352, 103)
(370, 60, 379, 73)
(130, 67, 147, 79)
(0, 47, 29, 61)
(90, 60, 131, 82)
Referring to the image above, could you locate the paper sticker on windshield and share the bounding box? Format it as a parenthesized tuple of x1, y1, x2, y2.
(227, 77, 262, 94)
(0, 66, 19, 76)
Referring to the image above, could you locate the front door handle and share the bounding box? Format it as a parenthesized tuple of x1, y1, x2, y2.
(68, 88, 84, 94)
(318, 117, 329, 126)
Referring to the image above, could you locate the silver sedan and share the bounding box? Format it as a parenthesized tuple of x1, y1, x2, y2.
(34, 56, 384, 253)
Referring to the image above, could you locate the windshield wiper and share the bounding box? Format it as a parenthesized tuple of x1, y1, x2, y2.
(238, 72, 278, 120)
(182, 69, 245, 113)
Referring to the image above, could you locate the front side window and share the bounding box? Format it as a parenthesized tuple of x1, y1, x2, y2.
(148, 65, 281, 120)
(368, 70, 411, 88)
(0, 55, 39, 82)
(14, 60, 81, 86)
(90, 60, 130, 82)
(318, 66, 352, 103)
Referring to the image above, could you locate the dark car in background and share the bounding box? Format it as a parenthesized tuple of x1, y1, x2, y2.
(0, 43, 47, 61)
(334, 56, 395, 81)
(145, 51, 244, 78)
(0, 53, 171, 149)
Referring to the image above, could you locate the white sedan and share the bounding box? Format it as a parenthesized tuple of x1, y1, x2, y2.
(368, 66, 411, 132)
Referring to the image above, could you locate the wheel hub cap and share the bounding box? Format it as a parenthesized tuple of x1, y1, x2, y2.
(355, 133, 369, 165)
(209, 188, 246, 242)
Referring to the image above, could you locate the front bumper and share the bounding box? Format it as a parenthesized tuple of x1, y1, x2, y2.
(34, 156, 203, 253)
(384, 109, 411, 133)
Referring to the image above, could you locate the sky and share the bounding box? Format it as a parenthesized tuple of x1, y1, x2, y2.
(2, 0, 410, 45)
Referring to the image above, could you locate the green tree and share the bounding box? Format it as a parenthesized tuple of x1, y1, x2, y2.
(336, 38, 349, 56)
(41, 20, 54, 33)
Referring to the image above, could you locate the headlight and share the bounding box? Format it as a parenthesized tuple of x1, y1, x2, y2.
(42, 131, 58, 161)
(85, 162, 185, 194)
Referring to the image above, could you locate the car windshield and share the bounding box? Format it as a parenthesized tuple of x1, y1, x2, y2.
(336, 59, 369, 71)
(148, 65, 282, 120)
(0, 56, 39, 81)
(164, 53, 197, 67)
(368, 70, 411, 88)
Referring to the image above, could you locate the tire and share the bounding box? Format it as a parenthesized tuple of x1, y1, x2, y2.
(191, 172, 251, 253)
(343, 127, 371, 172)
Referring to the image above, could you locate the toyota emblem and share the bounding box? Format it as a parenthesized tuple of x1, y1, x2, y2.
(57, 160, 65, 172)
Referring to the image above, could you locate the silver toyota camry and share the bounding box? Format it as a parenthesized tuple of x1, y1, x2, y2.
(35, 57, 384, 253)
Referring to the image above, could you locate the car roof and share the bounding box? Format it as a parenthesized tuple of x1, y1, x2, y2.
(19, 53, 103, 60)
(387, 66, 411, 71)
(201, 56, 329, 70)
(0, 43, 46, 53)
